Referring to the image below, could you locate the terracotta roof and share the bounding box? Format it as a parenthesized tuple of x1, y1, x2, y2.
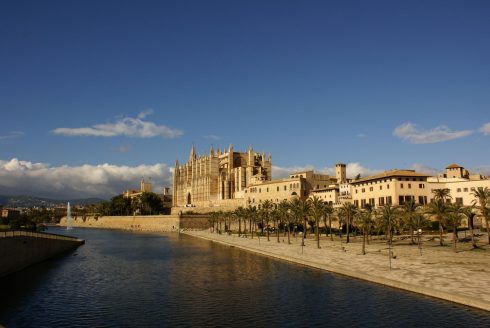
(446, 163, 462, 169)
(350, 170, 431, 184)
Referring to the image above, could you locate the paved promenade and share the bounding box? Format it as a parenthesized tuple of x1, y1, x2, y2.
(184, 230, 490, 312)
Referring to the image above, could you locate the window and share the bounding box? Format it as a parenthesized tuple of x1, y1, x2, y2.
(379, 197, 385, 206)
(400, 183, 404, 189)
(387, 196, 392, 205)
(266, 187, 269, 192)
(316, 184, 319, 189)
(284, 186, 287, 191)
(369, 198, 375, 206)
(361, 199, 366, 208)
(362, 188, 365, 193)
(354, 200, 359, 208)
(419, 184, 424, 188)
(399, 196, 404, 205)
(259, 188, 261, 193)
(277, 186, 279, 191)
(408, 184, 411, 189)
(369, 187, 373, 192)
(457, 188, 461, 192)
(471, 187, 475, 191)
(387, 184, 390, 189)
(456, 197, 463, 205)
(464, 188, 468, 192)
(380, 186, 383, 190)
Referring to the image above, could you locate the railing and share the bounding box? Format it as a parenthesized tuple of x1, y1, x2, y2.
(0, 230, 83, 242)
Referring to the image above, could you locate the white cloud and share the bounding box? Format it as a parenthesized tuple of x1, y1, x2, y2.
(479, 122, 490, 136)
(0, 131, 24, 140)
(52, 111, 183, 139)
(393, 122, 472, 144)
(0, 158, 172, 199)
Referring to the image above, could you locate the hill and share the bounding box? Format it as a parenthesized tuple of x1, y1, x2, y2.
(0, 195, 105, 208)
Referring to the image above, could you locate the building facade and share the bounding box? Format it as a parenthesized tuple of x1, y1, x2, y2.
(350, 170, 431, 208)
(172, 145, 272, 208)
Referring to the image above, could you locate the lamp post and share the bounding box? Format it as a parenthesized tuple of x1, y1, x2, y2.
(418, 228, 423, 255)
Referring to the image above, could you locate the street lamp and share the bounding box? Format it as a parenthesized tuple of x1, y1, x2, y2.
(418, 228, 423, 255)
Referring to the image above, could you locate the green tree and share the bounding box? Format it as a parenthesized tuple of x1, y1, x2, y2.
(309, 196, 324, 249)
(290, 198, 310, 247)
(401, 199, 420, 244)
(446, 203, 464, 252)
(355, 204, 374, 255)
(261, 200, 274, 241)
(430, 188, 452, 246)
(471, 187, 490, 244)
(278, 200, 293, 244)
(322, 202, 335, 241)
(425, 200, 449, 246)
(338, 203, 357, 243)
(460, 205, 478, 249)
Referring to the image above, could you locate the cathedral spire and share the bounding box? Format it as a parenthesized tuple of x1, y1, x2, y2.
(209, 145, 214, 157)
(189, 144, 196, 161)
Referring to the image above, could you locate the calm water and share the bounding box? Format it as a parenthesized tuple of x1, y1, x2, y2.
(1, 227, 489, 327)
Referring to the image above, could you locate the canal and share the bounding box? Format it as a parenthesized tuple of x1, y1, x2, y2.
(1, 227, 489, 327)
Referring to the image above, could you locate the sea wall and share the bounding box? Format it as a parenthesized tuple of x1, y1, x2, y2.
(59, 215, 181, 232)
(0, 231, 84, 278)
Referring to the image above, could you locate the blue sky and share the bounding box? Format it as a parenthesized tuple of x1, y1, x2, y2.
(1, 0, 489, 198)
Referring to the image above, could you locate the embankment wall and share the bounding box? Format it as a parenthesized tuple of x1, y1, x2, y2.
(0, 231, 84, 278)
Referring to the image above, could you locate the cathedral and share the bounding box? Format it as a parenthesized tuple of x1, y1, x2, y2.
(172, 145, 272, 209)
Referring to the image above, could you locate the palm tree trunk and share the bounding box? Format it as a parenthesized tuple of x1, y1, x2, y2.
(453, 224, 457, 252)
(439, 222, 444, 246)
(329, 217, 333, 241)
(410, 228, 414, 245)
(346, 217, 350, 243)
(277, 220, 280, 243)
(316, 217, 320, 249)
(287, 224, 291, 244)
(362, 231, 366, 255)
(486, 219, 490, 245)
(323, 216, 327, 237)
(302, 218, 306, 247)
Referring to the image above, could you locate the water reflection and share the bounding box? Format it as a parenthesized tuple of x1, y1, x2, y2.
(0, 227, 489, 327)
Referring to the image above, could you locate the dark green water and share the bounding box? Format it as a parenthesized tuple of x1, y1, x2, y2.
(0, 227, 489, 327)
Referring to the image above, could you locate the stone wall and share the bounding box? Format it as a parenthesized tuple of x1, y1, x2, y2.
(60, 215, 180, 232)
(179, 215, 210, 230)
(0, 231, 84, 278)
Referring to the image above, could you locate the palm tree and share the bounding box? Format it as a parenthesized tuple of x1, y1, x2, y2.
(338, 203, 357, 243)
(471, 187, 490, 244)
(355, 204, 374, 255)
(261, 200, 273, 241)
(309, 196, 324, 249)
(234, 207, 246, 237)
(322, 202, 335, 241)
(377, 205, 399, 267)
(290, 198, 310, 248)
(425, 200, 449, 246)
(432, 188, 452, 203)
(278, 200, 292, 244)
(401, 199, 420, 244)
(446, 203, 464, 252)
(430, 188, 452, 246)
(460, 205, 478, 249)
(377, 205, 398, 244)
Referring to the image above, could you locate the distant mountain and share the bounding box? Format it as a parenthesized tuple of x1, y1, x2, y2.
(0, 195, 105, 208)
